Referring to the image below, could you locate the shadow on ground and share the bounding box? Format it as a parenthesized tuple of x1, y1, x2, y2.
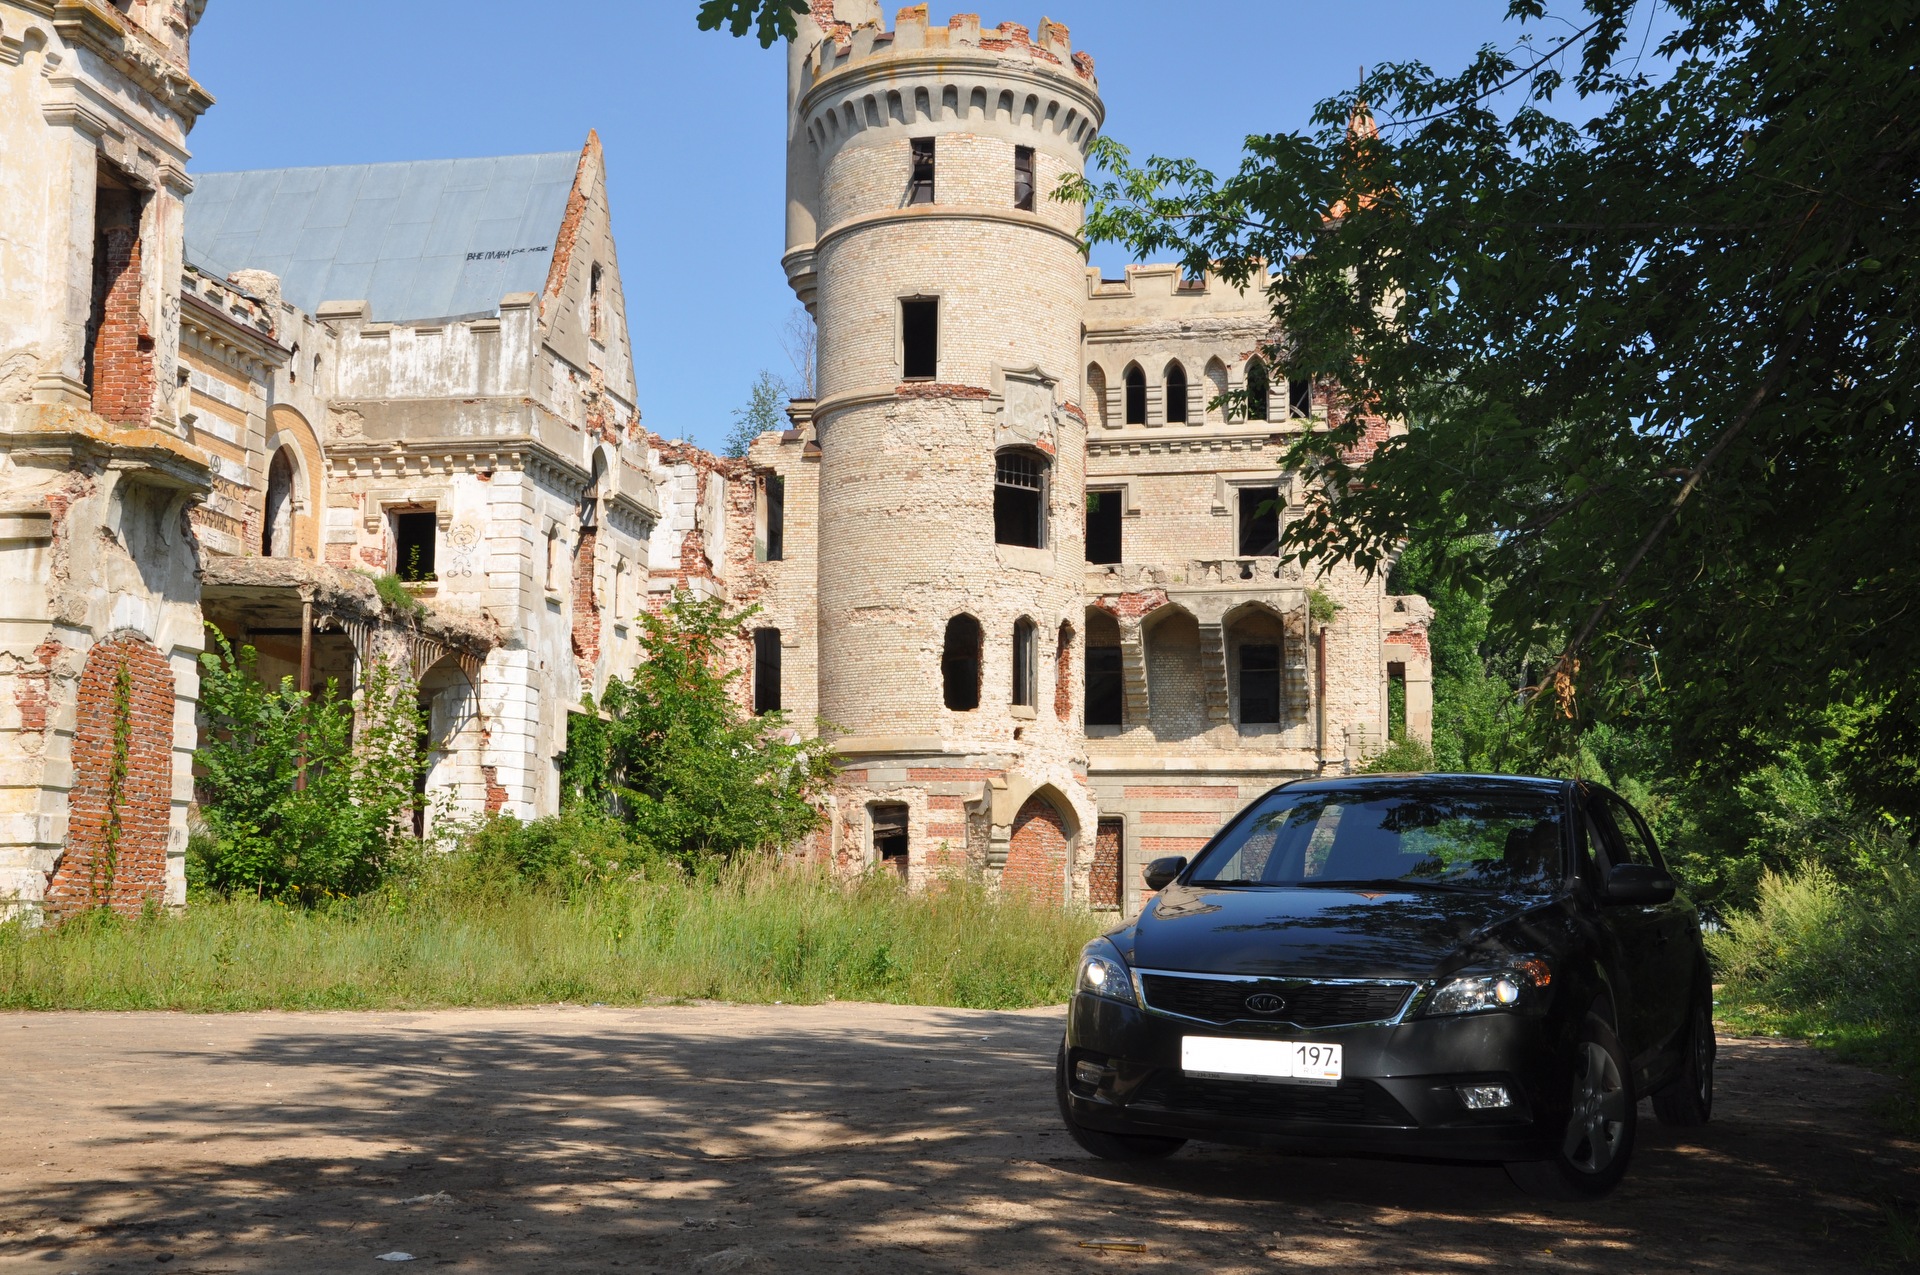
(0, 1005, 1909, 1272)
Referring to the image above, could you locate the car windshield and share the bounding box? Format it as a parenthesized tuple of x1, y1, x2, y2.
(1186, 785, 1564, 892)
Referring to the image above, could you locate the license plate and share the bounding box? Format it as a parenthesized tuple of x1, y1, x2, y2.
(1181, 1036, 1344, 1086)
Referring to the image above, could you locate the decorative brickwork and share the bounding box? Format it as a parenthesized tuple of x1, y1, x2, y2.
(1001, 793, 1069, 905)
(570, 527, 600, 687)
(88, 227, 156, 426)
(45, 635, 174, 919)
(1091, 817, 1123, 909)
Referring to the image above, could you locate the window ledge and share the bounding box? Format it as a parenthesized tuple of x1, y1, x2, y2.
(996, 543, 1052, 574)
(1011, 704, 1037, 720)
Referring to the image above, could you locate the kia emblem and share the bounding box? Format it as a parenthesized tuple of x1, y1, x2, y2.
(1245, 992, 1288, 1015)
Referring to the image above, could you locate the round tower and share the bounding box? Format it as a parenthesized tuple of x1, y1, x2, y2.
(785, 3, 1104, 898)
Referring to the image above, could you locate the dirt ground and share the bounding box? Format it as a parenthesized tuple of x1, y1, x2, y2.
(0, 1004, 1912, 1273)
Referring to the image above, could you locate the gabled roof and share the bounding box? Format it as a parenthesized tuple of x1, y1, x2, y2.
(184, 151, 581, 323)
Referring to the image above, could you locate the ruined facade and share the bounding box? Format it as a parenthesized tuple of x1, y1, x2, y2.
(0, 0, 1424, 922)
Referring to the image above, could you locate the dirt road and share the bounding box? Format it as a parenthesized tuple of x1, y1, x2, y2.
(0, 1004, 1910, 1272)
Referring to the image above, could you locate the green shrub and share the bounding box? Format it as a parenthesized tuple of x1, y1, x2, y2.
(192, 629, 421, 902)
(1361, 736, 1436, 774)
(1709, 840, 1920, 1083)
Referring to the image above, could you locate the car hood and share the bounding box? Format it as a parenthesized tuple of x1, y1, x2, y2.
(1120, 883, 1558, 980)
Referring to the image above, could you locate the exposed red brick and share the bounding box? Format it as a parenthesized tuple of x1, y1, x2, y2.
(570, 527, 600, 686)
(1123, 785, 1239, 801)
(88, 227, 155, 426)
(1385, 626, 1430, 657)
(1095, 588, 1170, 621)
(906, 767, 1000, 782)
(894, 382, 991, 400)
(1053, 622, 1073, 721)
(46, 634, 174, 920)
(1001, 793, 1068, 906)
(481, 764, 508, 814)
(1141, 836, 1211, 855)
(1146, 810, 1222, 824)
(539, 131, 600, 323)
(13, 639, 61, 733)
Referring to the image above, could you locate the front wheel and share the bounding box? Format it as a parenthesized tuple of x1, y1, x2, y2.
(1652, 977, 1716, 1127)
(1506, 1010, 1637, 1199)
(1055, 1041, 1186, 1162)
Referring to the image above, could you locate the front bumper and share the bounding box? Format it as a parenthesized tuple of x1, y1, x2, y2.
(1063, 990, 1566, 1162)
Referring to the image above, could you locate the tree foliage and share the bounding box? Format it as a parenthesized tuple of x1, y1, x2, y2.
(723, 369, 790, 459)
(192, 630, 422, 901)
(560, 592, 837, 861)
(695, 0, 809, 47)
(1067, 0, 1920, 820)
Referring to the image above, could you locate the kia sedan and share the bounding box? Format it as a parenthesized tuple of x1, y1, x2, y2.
(1057, 775, 1714, 1198)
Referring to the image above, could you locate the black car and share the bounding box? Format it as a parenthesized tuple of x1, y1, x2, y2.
(1057, 774, 1715, 1198)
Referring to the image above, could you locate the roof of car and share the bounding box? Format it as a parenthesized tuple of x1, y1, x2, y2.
(1279, 773, 1570, 793)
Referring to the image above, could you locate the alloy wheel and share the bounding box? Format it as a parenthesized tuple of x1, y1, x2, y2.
(1563, 1040, 1629, 1173)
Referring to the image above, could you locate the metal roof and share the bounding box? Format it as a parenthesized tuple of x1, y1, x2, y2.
(184, 151, 580, 323)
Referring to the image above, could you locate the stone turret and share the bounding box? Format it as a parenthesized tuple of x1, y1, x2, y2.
(783, 3, 1104, 894)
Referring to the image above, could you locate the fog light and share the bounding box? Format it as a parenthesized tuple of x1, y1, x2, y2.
(1458, 1083, 1512, 1110)
(1075, 1059, 1114, 1089)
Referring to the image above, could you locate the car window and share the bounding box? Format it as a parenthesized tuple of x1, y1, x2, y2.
(1188, 785, 1564, 892)
(1604, 793, 1663, 870)
(1577, 805, 1619, 887)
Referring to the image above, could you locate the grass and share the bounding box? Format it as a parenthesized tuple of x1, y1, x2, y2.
(0, 863, 1106, 1013)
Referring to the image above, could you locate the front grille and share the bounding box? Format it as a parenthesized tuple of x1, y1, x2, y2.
(1132, 1073, 1413, 1127)
(1139, 974, 1411, 1028)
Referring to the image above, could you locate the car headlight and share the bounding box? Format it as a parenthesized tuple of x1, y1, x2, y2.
(1077, 938, 1138, 1006)
(1424, 956, 1552, 1016)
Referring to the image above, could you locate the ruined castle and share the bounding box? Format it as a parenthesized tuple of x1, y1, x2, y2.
(0, 0, 1428, 922)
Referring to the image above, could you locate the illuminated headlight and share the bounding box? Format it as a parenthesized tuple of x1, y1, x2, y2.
(1457, 1083, 1513, 1110)
(1425, 957, 1552, 1016)
(1077, 938, 1138, 1005)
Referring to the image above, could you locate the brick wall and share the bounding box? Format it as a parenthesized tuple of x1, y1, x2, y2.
(44, 635, 175, 919)
(1001, 793, 1069, 905)
(570, 526, 600, 688)
(88, 227, 155, 426)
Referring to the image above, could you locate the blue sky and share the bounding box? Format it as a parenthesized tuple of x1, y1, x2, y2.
(186, 1, 1539, 452)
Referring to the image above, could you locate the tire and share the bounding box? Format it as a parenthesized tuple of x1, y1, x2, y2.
(1505, 1009, 1637, 1200)
(1652, 975, 1716, 1127)
(1055, 1041, 1186, 1162)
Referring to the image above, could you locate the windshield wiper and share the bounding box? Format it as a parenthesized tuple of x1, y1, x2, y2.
(1294, 877, 1487, 893)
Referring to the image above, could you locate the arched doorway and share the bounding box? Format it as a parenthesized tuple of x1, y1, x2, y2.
(262, 446, 295, 557)
(416, 657, 483, 837)
(1003, 791, 1071, 905)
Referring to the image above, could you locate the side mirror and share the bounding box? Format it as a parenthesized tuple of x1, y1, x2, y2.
(1143, 855, 1188, 892)
(1604, 863, 1676, 906)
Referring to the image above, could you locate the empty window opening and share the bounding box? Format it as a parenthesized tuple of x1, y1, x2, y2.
(1388, 660, 1408, 741)
(1014, 145, 1036, 211)
(1086, 363, 1108, 428)
(761, 473, 785, 562)
(589, 263, 605, 341)
(84, 163, 150, 419)
(1237, 486, 1281, 556)
(908, 137, 935, 204)
(1289, 375, 1313, 419)
(1085, 489, 1123, 565)
(902, 298, 938, 379)
(1165, 363, 1188, 423)
(1245, 359, 1270, 422)
(754, 627, 783, 715)
(1085, 645, 1124, 727)
(1055, 622, 1074, 721)
(942, 614, 982, 711)
(1012, 618, 1037, 707)
(1123, 365, 1146, 425)
(394, 511, 437, 582)
(1239, 643, 1282, 724)
(262, 447, 295, 558)
(872, 803, 910, 877)
(994, 449, 1047, 548)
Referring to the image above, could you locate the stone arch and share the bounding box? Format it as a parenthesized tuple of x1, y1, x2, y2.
(1143, 602, 1206, 742)
(264, 404, 321, 560)
(1204, 356, 1230, 423)
(45, 633, 174, 919)
(416, 655, 484, 835)
(262, 446, 295, 557)
(1122, 362, 1147, 425)
(1001, 787, 1076, 906)
(1223, 601, 1291, 728)
(1085, 362, 1108, 429)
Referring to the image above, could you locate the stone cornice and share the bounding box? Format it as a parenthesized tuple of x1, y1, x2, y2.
(801, 47, 1103, 135)
(1087, 430, 1288, 457)
(813, 203, 1083, 255)
(323, 435, 658, 527)
(50, 0, 214, 123)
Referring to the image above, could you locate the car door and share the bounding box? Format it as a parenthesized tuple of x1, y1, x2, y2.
(1601, 791, 1695, 1057)
(1575, 789, 1666, 1068)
